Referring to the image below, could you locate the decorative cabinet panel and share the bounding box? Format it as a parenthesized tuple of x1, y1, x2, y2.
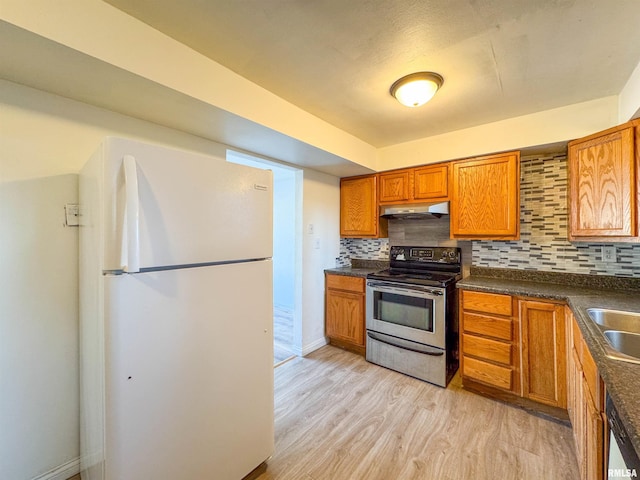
(378, 170, 411, 203)
(340, 175, 387, 238)
(519, 300, 566, 409)
(378, 164, 449, 205)
(414, 164, 448, 200)
(325, 274, 366, 355)
(568, 120, 640, 242)
(451, 152, 520, 240)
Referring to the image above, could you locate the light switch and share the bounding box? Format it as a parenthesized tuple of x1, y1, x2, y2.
(307, 223, 314, 235)
(65, 204, 79, 226)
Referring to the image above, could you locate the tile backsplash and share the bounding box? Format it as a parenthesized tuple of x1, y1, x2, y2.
(338, 152, 640, 278)
(473, 153, 640, 277)
(337, 238, 389, 266)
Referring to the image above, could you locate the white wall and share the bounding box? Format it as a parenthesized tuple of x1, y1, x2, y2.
(1, 0, 378, 173)
(300, 169, 341, 354)
(619, 58, 640, 122)
(377, 96, 619, 170)
(0, 175, 79, 480)
(0, 79, 340, 479)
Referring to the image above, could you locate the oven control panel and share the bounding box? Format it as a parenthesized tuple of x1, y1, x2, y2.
(390, 246, 460, 264)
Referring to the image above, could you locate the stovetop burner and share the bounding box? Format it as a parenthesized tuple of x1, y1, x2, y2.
(367, 246, 462, 288)
(367, 269, 460, 287)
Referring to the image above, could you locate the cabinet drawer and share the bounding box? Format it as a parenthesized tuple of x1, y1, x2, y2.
(326, 274, 365, 293)
(463, 333, 512, 365)
(463, 312, 513, 341)
(462, 290, 513, 316)
(463, 356, 513, 391)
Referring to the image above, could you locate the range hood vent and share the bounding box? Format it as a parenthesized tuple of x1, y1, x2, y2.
(380, 201, 449, 220)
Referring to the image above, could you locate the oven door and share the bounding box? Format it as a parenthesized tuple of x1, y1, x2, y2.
(366, 280, 446, 349)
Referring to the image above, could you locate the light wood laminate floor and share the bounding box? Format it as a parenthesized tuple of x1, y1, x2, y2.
(274, 306, 294, 365)
(69, 345, 578, 480)
(257, 345, 578, 480)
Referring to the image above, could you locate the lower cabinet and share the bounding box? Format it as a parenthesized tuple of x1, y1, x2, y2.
(520, 300, 567, 408)
(461, 289, 606, 478)
(460, 291, 567, 415)
(566, 308, 605, 480)
(460, 291, 519, 394)
(325, 274, 366, 355)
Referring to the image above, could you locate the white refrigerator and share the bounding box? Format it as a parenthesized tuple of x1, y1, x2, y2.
(79, 137, 274, 480)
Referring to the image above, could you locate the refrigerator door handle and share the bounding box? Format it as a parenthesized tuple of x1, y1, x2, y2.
(122, 155, 140, 273)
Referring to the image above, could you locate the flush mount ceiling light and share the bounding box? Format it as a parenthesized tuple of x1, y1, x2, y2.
(390, 72, 444, 108)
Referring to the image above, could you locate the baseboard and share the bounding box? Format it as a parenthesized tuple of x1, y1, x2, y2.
(300, 337, 328, 356)
(32, 457, 80, 480)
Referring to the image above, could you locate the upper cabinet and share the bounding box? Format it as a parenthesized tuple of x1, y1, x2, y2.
(414, 164, 449, 200)
(568, 119, 640, 242)
(340, 175, 387, 238)
(378, 169, 411, 204)
(378, 164, 449, 205)
(450, 152, 521, 240)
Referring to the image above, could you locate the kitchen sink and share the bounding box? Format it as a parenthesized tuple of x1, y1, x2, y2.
(587, 308, 640, 334)
(585, 308, 640, 364)
(603, 331, 640, 360)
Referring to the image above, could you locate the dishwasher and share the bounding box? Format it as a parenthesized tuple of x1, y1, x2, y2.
(606, 394, 639, 479)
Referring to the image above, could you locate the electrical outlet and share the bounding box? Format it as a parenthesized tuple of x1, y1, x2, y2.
(602, 246, 617, 263)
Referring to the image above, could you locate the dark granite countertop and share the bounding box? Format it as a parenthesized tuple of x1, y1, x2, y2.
(457, 270, 640, 458)
(324, 259, 389, 278)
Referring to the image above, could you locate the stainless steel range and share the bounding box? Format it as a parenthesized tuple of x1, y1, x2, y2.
(366, 246, 461, 387)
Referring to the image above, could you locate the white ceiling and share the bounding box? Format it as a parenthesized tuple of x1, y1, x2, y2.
(102, 0, 640, 148)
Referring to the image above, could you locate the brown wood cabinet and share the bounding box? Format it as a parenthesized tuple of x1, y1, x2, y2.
(340, 175, 387, 238)
(566, 308, 605, 480)
(450, 151, 520, 240)
(325, 274, 366, 355)
(414, 164, 449, 200)
(461, 291, 570, 417)
(519, 300, 566, 408)
(460, 291, 519, 393)
(378, 169, 411, 203)
(378, 163, 449, 205)
(568, 119, 640, 242)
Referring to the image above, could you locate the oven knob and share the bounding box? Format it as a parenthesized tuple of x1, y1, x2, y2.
(429, 290, 444, 296)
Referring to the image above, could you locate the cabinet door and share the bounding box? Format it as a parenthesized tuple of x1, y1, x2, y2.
(520, 300, 567, 408)
(573, 349, 586, 478)
(568, 126, 636, 239)
(414, 164, 448, 200)
(566, 309, 576, 426)
(584, 376, 604, 480)
(340, 175, 380, 237)
(325, 289, 365, 347)
(379, 170, 411, 203)
(451, 152, 520, 239)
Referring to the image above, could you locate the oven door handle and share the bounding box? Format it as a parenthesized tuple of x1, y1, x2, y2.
(367, 281, 443, 296)
(367, 331, 445, 356)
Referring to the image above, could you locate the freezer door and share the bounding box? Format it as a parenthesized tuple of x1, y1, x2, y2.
(103, 260, 273, 480)
(96, 137, 273, 271)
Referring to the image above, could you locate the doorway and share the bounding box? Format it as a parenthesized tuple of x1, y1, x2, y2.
(226, 150, 300, 365)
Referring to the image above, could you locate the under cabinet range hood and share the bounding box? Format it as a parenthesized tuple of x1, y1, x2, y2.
(380, 201, 449, 220)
